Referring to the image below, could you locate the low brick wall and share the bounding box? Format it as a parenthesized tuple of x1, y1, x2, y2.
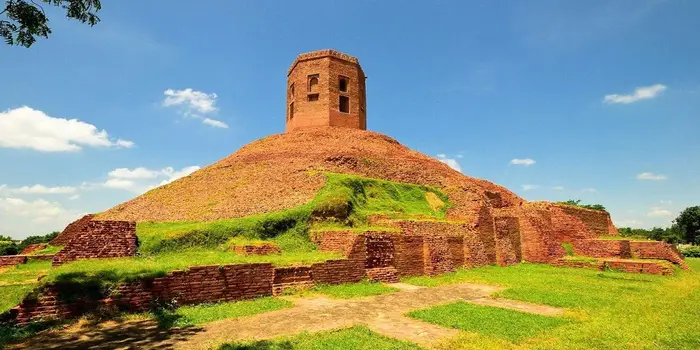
(0, 255, 27, 267)
(629, 241, 689, 269)
(28, 254, 55, 261)
(311, 259, 365, 285)
(233, 244, 281, 256)
(52, 221, 137, 266)
(551, 258, 603, 270)
(494, 216, 522, 266)
(19, 244, 47, 255)
(365, 267, 399, 283)
(365, 233, 395, 268)
(572, 239, 632, 259)
(603, 260, 674, 275)
(392, 235, 425, 277)
(12, 263, 275, 324)
(272, 266, 313, 295)
(555, 204, 618, 237)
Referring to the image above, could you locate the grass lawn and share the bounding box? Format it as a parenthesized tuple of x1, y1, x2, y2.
(26, 245, 63, 256)
(402, 258, 700, 349)
(218, 326, 422, 350)
(126, 297, 293, 328)
(0, 261, 51, 314)
(290, 280, 399, 299)
(409, 302, 570, 342)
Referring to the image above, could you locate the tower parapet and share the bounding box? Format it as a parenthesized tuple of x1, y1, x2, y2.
(286, 50, 366, 132)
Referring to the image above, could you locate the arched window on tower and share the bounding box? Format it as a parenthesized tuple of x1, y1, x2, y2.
(339, 76, 348, 92)
(308, 74, 319, 92)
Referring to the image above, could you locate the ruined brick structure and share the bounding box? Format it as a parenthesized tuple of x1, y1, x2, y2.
(233, 243, 282, 256)
(52, 221, 137, 266)
(19, 244, 47, 255)
(0, 255, 27, 268)
(286, 50, 366, 132)
(50, 214, 94, 246)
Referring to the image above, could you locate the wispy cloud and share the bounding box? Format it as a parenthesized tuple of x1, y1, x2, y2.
(102, 165, 201, 193)
(0, 184, 77, 195)
(648, 207, 673, 217)
(162, 89, 228, 129)
(551, 186, 565, 191)
(637, 172, 667, 181)
(0, 106, 134, 152)
(510, 158, 536, 166)
(604, 84, 667, 104)
(581, 188, 598, 193)
(436, 154, 462, 173)
(522, 184, 539, 191)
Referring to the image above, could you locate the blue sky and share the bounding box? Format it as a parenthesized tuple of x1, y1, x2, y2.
(1, 0, 698, 238)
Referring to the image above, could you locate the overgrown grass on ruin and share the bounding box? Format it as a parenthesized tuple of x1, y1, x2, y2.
(288, 280, 399, 299)
(40, 249, 340, 287)
(126, 297, 293, 328)
(402, 259, 700, 349)
(0, 261, 52, 314)
(136, 172, 451, 255)
(26, 245, 64, 256)
(217, 326, 422, 350)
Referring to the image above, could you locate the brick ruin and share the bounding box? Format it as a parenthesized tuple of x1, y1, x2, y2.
(52, 220, 137, 266)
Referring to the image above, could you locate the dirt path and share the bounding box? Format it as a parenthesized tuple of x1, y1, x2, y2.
(13, 282, 565, 350)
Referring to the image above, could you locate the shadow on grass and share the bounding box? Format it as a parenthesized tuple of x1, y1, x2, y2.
(219, 340, 295, 350)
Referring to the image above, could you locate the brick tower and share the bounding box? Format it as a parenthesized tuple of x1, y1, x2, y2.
(286, 50, 367, 132)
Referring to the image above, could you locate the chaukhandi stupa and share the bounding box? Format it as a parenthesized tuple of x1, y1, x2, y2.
(4, 50, 688, 324)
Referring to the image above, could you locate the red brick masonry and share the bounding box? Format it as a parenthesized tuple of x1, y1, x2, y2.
(233, 243, 282, 256)
(0, 255, 27, 268)
(52, 221, 137, 266)
(551, 258, 674, 276)
(50, 214, 95, 246)
(19, 244, 47, 255)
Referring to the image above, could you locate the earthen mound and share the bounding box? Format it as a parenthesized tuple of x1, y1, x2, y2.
(97, 127, 523, 223)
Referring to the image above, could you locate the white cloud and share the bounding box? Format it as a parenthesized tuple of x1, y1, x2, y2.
(551, 186, 565, 191)
(108, 167, 161, 179)
(436, 154, 462, 173)
(6, 184, 77, 195)
(659, 200, 672, 205)
(202, 118, 229, 129)
(0, 106, 134, 152)
(637, 172, 667, 181)
(615, 219, 644, 227)
(510, 158, 536, 166)
(603, 84, 667, 104)
(522, 184, 539, 191)
(163, 88, 218, 114)
(0, 197, 84, 238)
(648, 207, 673, 217)
(103, 165, 201, 193)
(68, 194, 80, 201)
(163, 88, 228, 128)
(582, 188, 598, 193)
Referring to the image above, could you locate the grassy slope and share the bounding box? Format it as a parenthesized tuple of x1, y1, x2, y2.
(0, 261, 51, 314)
(403, 259, 700, 349)
(26, 245, 63, 256)
(218, 326, 422, 350)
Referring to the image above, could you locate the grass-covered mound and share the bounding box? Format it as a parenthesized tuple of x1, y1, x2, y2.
(0, 173, 450, 317)
(0, 261, 51, 314)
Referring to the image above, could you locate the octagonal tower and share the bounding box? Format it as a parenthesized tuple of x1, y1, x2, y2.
(286, 50, 367, 132)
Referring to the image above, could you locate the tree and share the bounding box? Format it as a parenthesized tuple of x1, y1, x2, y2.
(1, 0, 101, 47)
(556, 199, 607, 212)
(674, 206, 700, 244)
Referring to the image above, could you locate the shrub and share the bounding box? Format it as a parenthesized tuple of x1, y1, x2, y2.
(679, 245, 700, 258)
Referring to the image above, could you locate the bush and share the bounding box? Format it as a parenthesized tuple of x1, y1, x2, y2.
(679, 245, 700, 258)
(0, 241, 18, 255)
(556, 200, 607, 212)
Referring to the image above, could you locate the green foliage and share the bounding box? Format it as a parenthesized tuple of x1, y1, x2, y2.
(617, 226, 682, 244)
(561, 243, 575, 256)
(218, 326, 422, 350)
(409, 301, 570, 342)
(557, 199, 607, 212)
(1, 0, 101, 47)
(290, 280, 399, 299)
(679, 245, 700, 258)
(0, 284, 35, 314)
(16, 231, 59, 253)
(0, 241, 18, 255)
(674, 206, 700, 245)
(403, 260, 700, 349)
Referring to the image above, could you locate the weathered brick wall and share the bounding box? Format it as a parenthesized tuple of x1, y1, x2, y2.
(365, 233, 395, 268)
(50, 214, 94, 246)
(494, 216, 522, 266)
(548, 206, 597, 242)
(0, 255, 27, 267)
(603, 260, 674, 275)
(551, 258, 604, 270)
(272, 266, 314, 295)
(12, 263, 275, 324)
(392, 235, 425, 276)
(423, 236, 455, 275)
(19, 244, 47, 255)
(311, 230, 362, 257)
(555, 204, 617, 237)
(509, 205, 566, 263)
(28, 254, 55, 261)
(311, 259, 365, 285)
(365, 267, 399, 283)
(629, 241, 688, 269)
(52, 221, 137, 266)
(572, 239, 632, 259)
(233, 243, 281, 256)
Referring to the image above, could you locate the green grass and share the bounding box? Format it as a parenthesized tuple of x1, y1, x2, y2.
(127, 297, 293, 328)
(561, 242, 575, 256)
(218, 326, 422, 350)
(26, 245, 63, 256)
(137, 173, 450, 255)
(0, 261, 51, 314)
(0, 285, 36, 314)
(290, 280, 399, 299)
(561, 255, 599, 263)
(597, 235, 652, 241)
(402, 259, 700, 349)
(408, 301, 570, 342)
